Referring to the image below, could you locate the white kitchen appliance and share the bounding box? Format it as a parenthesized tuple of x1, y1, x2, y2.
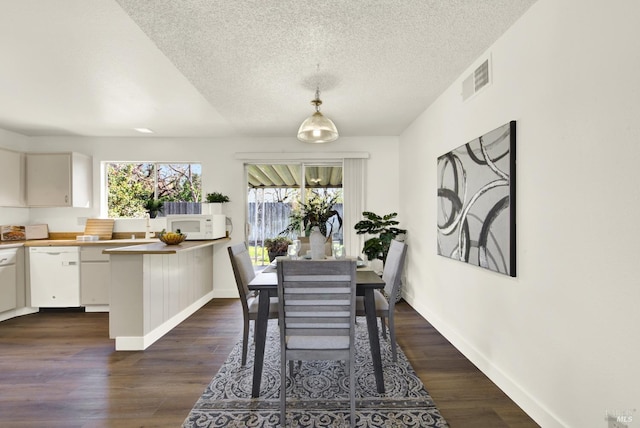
(29, 247, 80, 307)
(165, 214, 226, 240)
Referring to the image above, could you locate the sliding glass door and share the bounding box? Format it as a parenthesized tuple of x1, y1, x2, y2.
(246, 162, 343, 266)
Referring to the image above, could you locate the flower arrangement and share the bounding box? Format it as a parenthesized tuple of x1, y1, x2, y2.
(281, 193, 342, 237)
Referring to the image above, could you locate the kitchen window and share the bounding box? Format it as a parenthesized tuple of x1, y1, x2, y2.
(105, 162, 202, 218)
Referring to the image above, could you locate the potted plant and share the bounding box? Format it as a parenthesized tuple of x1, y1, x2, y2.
(281, 193, 342, 259)
(281, 193, 342, 237)
(205, 192, 230, 203)
(203, 192, 230, 214)
(264, 236, 293, 262)
(143, 198, 164, 218)
(355, 211, 406, 263)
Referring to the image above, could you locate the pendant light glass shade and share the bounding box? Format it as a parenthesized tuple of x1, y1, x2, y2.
(297, 89, 338, 143)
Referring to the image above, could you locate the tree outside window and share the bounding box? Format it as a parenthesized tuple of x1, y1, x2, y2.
(107, 162, 202, 218)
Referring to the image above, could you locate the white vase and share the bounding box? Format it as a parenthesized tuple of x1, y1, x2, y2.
(309, 226, 326, 260)
(202, 203, 223, 215)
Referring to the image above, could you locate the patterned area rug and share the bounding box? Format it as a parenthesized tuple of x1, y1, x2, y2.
(183, 318, 449, 427)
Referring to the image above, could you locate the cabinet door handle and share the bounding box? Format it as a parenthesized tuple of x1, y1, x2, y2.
(65, 195, 69, 203)
(0, 258, 7, 263)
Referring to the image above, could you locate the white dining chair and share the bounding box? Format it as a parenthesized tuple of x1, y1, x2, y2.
(277, 259, 357, 427)
(356, 239, 408, 362)
(228, 242, 279, 366)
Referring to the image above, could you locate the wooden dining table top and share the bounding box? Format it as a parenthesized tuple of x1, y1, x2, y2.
(248, 267, 384, 290)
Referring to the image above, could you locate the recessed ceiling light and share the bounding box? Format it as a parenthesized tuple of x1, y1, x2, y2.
(134, 128, 154, 134)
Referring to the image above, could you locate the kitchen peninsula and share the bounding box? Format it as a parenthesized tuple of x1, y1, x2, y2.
(104, 238, 229, 351)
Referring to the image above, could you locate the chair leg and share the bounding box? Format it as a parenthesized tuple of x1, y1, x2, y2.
(349, 358, 355, 427)
(380, 316, 387, 340)
(241, 318, 250, 366)
(389, 312, 397, 362)
(281, 356, 287, 426)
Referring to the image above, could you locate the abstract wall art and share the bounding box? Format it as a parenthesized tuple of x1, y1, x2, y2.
(437, 121, 516, 277)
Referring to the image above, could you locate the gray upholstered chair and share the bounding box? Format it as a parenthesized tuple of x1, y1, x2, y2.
(228, 242, 278, 366)
(356, 239, 407, 362)
(277, 259, 357, 427)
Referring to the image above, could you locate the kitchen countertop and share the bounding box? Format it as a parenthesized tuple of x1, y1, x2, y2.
(103, 237, 230, 255)
(1, 238, 158, 248)
(2, 236, 231, 252)
(0, 241, 25, 249)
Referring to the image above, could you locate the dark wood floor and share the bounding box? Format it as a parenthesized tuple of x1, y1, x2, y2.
(0, 300, 538, 427)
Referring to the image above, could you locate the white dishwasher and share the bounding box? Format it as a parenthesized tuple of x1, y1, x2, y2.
(30, 247, 80, 307)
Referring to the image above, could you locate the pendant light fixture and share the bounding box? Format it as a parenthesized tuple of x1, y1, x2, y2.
(297, 87, 339, 143)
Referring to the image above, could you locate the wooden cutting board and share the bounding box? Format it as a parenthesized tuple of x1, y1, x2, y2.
(84, 219, 115, 240)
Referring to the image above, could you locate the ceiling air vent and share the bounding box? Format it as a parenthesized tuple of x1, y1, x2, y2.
(462, 58, 491, 101)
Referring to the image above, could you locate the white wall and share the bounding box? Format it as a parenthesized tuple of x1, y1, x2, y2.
(16, 135, 399, 297)
(399, 0, 640, 427)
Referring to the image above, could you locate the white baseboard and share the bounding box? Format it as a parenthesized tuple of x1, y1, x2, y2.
(404, 294, 564, 428)
(84, 305, 109, 313)
(0, 307, 39, 322)
(115, 291, 214, 351)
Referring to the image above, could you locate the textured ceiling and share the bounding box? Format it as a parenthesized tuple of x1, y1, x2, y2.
(0, 0, 537, 139)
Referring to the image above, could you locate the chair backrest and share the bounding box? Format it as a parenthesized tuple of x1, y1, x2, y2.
(228, 243, 257, 305)
(382, 240, 408, 301)
(298, 236, 333, 257)
(277, 259, 356, 350)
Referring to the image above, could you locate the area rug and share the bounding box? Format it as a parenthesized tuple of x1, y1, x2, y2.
(183, 318, 449, 427)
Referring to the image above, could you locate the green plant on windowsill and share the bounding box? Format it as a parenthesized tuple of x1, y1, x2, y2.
(205, 192, 230, 203)
(143, 198, 164, 218)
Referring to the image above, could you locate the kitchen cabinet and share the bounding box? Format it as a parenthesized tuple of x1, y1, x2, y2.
(0, 148, 25, 207)
(26, 152, 92, 207)
(0, 248, 18, 313)
(80, 246, 110, 309)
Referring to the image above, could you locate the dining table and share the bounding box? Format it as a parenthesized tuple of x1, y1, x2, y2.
(248, 261, 386, 398)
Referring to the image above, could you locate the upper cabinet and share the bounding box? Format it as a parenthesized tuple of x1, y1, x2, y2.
(0, 148, 25, 207)
(26, 152, 92, 208)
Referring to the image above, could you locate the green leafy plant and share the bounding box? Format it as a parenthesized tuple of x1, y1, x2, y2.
(264, 236, 293, 261)
(355, 211, 406, 262)
(264, 236, 293, 253)
(205, 192, 230, 203)
(281, 193, 342, 237)
(143, 197, 164, 218)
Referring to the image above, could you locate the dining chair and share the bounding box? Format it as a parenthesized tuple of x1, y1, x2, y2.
(356, 239, 408, 362)
(277, 259, 357, 427)
(228, 242, 279, 366)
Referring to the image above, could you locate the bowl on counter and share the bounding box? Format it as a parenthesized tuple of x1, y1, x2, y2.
(157, 231, 187, 245)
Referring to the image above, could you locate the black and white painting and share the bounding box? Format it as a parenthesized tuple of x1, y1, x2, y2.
(437, 121, 516, 277)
